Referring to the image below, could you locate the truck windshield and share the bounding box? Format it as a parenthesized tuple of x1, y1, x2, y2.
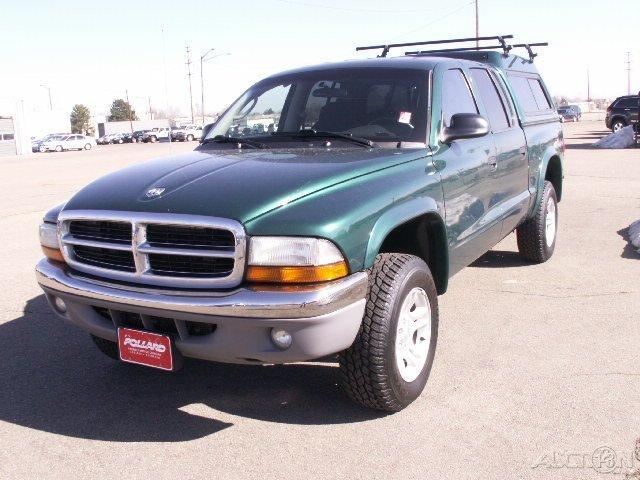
(206, 68, 429, 145)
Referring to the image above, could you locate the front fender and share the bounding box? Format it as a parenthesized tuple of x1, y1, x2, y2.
(364, 196, 441, 268)
(246, 155, 445, 275)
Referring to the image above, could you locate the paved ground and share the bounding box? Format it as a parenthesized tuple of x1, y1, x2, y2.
(0, 124, 638, 480)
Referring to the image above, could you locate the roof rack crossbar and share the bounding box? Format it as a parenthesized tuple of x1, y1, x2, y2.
(511, 42, 549, 62)
(355, 34, 514, 57)
(405, 41, 549, 62)
(405, 44, 507, 55)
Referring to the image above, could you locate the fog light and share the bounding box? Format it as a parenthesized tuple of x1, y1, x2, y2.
(53, 296, 67, 313)
(270, 328, 292, 350)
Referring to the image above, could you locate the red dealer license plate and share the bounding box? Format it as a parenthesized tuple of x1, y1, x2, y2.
(118, 328, 173, 371)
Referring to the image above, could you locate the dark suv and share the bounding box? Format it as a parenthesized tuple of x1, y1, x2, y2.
(605, 95, 639, 132)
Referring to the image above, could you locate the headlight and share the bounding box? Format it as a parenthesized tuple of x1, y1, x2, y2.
(39, 222, 65, 263)
(246, 236, 348, 284)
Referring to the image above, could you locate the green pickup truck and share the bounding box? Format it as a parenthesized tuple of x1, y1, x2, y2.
(36, 36, 563, 411)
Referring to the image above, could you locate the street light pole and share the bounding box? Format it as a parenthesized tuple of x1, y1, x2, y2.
(200, 48, 214, 126)
(40, 85, 52, 110)
(200, 50, 230, 126)
(125, 89, 134, 134)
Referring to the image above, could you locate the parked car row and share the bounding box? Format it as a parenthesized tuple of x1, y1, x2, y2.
(32, 133, 96, 152)
(96, 126, 203, 145)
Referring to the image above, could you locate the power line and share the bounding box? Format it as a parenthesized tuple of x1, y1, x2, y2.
(390, 1, 475, 42)
(271, 0, 442, 13)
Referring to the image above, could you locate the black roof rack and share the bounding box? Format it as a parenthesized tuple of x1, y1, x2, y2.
(355, 35, 514, 58)
(511, 43, 548, 62)
(356, 36, 548, 62)
(405, 41, 548, 62)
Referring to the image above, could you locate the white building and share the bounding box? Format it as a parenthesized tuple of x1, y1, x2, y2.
(0, 98, 70, 157)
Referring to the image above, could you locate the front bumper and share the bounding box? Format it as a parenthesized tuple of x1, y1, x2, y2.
(36, 259, 367, 364)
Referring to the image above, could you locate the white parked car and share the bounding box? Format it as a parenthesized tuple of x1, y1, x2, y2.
(142, 127, 170, 143)
(175, 125, 203, 141)
(42, 134, 97, 152)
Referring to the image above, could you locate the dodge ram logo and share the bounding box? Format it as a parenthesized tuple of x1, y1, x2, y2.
(145, 187, 165, 198)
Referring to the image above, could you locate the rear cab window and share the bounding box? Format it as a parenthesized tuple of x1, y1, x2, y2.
(507, 73, 555, 120)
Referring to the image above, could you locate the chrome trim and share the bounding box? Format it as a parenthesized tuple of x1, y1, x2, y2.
(36, 259, 368, 319)
(58, 210, 246, 289)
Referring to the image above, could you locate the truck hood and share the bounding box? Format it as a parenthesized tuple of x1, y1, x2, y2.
(63, 147, 425, 223)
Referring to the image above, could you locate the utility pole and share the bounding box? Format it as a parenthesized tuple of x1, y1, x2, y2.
(40, 85, 52, 110)
(475, 0, 479, 49)
(626, 52, 631, 95)
(148, 97, 153, 120)
(125, 89, 134, 133)
(587, 69, 590, 102)
(186, 46, 195, 125)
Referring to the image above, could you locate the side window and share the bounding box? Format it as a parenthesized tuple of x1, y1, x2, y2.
(508, 75, 538, 113)
(469, 68, 510, 131)
(441, 69, 478, 126)
(528, 78, 551, 110)
(490, 71, 516, 121)
(615, 97, 638, 108)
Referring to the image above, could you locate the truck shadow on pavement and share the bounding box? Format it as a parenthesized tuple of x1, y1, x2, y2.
(470, 249, 531, 268)
(0, 295, 384, 442)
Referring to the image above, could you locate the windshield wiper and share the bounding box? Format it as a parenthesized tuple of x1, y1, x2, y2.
(273, 130, 374, 148)
(201, 135, 267, 149)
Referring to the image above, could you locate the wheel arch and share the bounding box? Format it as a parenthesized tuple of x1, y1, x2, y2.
(365, 201, 449, 295)
(545, 155, 563, 202)
(610, 115, 627, 127)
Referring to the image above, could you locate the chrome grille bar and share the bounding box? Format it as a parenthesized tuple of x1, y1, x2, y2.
(58, 210, 246, 289)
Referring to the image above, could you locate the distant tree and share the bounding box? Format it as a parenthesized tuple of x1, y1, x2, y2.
(263, 108, 275, 115)
(108, 99, 138, 122)
(70, 104, 93, 134)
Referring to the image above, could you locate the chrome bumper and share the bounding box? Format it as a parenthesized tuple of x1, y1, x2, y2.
(35, 259, 368, 364)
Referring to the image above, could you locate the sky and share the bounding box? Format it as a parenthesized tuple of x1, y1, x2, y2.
(1, 0, 639, 118)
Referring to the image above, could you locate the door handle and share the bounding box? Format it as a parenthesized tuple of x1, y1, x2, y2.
(488, 156, 497, 170)
(519, 146, 527, 156)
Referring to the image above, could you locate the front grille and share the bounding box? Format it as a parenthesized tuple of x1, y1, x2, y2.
(147, 224, 234, 249)
(92, 307, 216, 338)
(149, 253, 234, 277)
(73, 245, 135, 271)
(69, 220, 131, 244)
(59, 212, 245, 288)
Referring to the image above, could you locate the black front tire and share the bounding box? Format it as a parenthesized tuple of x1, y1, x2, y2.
(91, 335, 119, 360)
(339, 253, 439, 412)
(612, 119, 626, 132)
(517, 180, 558, 263)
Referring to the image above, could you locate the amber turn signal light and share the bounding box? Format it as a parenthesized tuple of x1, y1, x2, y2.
(246, 261, 348, 284)
(42, 246, 66, 263)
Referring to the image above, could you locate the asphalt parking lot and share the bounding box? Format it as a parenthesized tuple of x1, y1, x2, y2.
(0, 122, 638, 480)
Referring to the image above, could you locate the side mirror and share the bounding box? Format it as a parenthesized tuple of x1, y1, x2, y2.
(441, 113, 490, 144)
(200, 123, 215, 143)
